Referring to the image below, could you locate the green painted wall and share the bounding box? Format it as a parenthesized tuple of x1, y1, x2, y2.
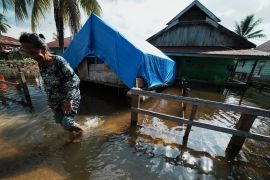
(171, 56, 234, 83)
(260, 61, 270, 80)
(236, 60, 270, 81)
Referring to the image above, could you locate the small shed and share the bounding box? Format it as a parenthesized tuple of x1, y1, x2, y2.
(64, 14, 175, 89)
(147, 0, 256, 83)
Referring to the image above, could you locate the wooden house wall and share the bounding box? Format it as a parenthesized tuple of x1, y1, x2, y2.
(178, 6, 208, 21)
(149, 24, 242, 48)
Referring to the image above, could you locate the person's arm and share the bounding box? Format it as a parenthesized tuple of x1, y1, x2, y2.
(57, 58, 80, 114)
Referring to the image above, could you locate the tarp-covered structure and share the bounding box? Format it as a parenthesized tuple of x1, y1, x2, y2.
(64, 14, 175, 88)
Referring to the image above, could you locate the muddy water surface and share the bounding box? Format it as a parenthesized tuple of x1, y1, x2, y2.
(0, 83, 270, 179)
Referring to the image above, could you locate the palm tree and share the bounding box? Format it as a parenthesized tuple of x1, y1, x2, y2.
(1, 0, 32, 21)
(31, 0, 102, 52)
(235, 14, 266, 39)
(1, 0, 102, 53)
(0, 13, 10, 35)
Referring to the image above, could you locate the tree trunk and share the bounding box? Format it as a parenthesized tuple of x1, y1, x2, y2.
(53, 0, 64, 53)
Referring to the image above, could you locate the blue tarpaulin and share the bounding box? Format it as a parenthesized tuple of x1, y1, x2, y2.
(63, 14, 175, 88)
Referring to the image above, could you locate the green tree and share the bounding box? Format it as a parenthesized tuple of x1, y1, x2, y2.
(235, 14, 266, 39)
(0, 13, 10, 35)
(31, 0, 102, 52)
(1, 0, 32, 21)
(1, 0, 102, 52)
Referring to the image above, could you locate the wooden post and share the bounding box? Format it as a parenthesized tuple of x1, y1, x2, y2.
(136, 78, 145, 88)
(225, 114, 257, 159)
(224, 89, 229, 97)
(231, 59, 239, 79)
(183, 105, 198, 146)
(238, 59, 259, 105)
(247, 59, 259, 83)
(259, 83, 264, 92)
(131, 93, 140, 126)
(238, 87, 247, 105)
(35, 72, 42, 89)
(180, 79, 188, 118)
(18, 72, 33, 108)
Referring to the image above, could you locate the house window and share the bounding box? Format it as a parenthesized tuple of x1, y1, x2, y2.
(242, 61, 246, 67)
(257, 61, 266, 76)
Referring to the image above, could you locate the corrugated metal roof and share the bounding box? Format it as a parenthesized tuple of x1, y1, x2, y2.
(159, 47, 270, 60)
(0, 35, 20, 46)
(256, 40, 270, 52)
(202, 49, 270, 58)
(47, 37, 72, 48)
(158, 46, 229, 53)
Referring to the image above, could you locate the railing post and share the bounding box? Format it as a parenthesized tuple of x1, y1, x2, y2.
(226, 114, 257, 159)
(239, 86, 248, 105)
(180, 78, 188, 118)
(131, 92, 140, 126)
(183, 105, 198, 146)
(18, 72, 33, 108)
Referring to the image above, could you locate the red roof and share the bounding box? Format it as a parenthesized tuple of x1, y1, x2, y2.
(47, 37, 72, 48)
(0, 35, 21, 46)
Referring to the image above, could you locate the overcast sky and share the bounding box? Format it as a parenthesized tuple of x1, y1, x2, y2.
(2, 0, 270, 46)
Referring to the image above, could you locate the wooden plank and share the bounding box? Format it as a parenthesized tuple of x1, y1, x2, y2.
(225, 114, 257, 158)
(131, 108, 270, 143)
(136, 78, 145, 88)
(129, 89, 270, 117)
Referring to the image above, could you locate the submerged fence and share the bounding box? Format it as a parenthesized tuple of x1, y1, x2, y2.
(0, 72, 33, 108)
(128, 88, 270, 159)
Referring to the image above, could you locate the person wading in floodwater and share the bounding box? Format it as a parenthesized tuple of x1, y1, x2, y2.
(19, 33, 84, 141)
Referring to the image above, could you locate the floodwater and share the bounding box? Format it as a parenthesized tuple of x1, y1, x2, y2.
(0, 82, 270, 180)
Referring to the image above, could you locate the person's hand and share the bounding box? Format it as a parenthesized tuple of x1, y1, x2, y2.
(62, 100, 73, 115)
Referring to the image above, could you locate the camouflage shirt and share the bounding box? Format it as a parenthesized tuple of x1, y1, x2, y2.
(39, 55, 80, 109)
